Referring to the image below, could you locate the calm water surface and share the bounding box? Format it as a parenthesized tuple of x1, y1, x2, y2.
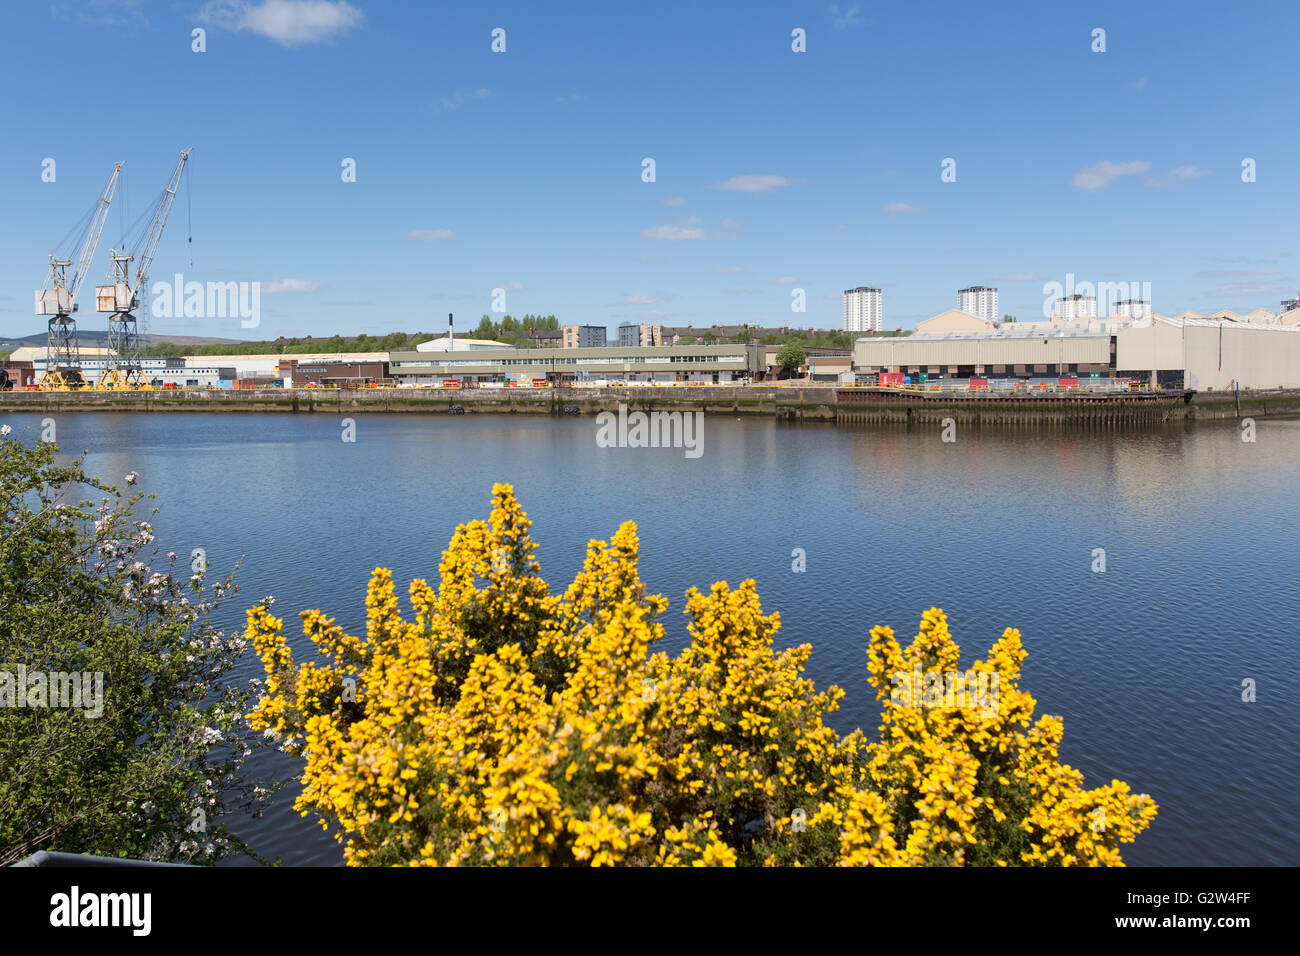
(7, 411, 1297, 866)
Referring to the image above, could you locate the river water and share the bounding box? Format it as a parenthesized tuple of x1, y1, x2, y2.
(5, 410, 1297, 866)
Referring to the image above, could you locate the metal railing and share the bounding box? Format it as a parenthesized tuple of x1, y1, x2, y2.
(12, 850, 189, 868)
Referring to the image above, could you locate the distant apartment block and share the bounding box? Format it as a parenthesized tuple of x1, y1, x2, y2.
(1054, 293, 1097, 321)
(957, 286, 999, 325)
(1114, 298, 1152, 319)
(562, 324, 607, 348)
(1281, 296, 1300, 314)
(843, 286, 883, 333)
(618, 323, 664, 346)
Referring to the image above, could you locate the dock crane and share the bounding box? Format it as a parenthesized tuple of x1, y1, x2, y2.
(97, 148, 192, 390)
(35, 162, 123, 389)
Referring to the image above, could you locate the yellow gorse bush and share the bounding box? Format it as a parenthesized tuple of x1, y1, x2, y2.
(247, 483, 1156, 866)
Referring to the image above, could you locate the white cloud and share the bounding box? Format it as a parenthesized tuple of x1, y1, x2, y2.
(992, 273, 1044, 282)
(714, 266, 744, 275)
(828, 4, 862, 28)
(199, 0, 363, 47)
(636, 254, 660, 263)
(661, 196, 687, 206)
(555, 93, 585, 104)
(1071, 160, 1150, 191)
(608, 294, 664, 306)
(641, 216, 706, 241)
(1145, 165, 1210, 188)
(433, 88, 492, 112)
(53, 0, 147, 26)
(406, 229, 453, 242)
(771, 276, 802, 285)
(882, 202, 918, 216)
(1134, 77, 1147, 89)
(724, 287, 758, 295)
(1195, 269, 1277, 278)
(500, 281, 524, 292)
(711, 174, 794, 193)
(1202, 280, 1300, 300)
(720, 218, 740, 230)
(261, 278, 321, 294)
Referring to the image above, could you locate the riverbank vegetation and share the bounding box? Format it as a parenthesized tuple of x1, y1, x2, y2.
(247, 483, 1157, 866)
(0, 433, 270, 864)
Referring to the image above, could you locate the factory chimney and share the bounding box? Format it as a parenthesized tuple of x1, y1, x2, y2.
(448, 313, 454, 350)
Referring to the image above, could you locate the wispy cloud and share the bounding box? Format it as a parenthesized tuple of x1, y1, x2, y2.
(1195, 269, 1277, 278)
(500, 281, 524, 292)
(53, 0, 147, 26)
(882, 202, 919, 216)
(641, 216, 706, 241)
(714, 266, 744, 275)
(1072, 160, 1150, 191)
(433, 88, 492, 112)
(261, 278, 321, 294)
(992, 273, 1044, 282)
(608, 294, 665, 306)
(661, 197, 687, 206)
(554, 92, 585, 104)
(199, 0, 363, 47)
(828, 4, 862, 28)
(1145, 165, 1210, 188)
(1201, 280, 1300, 300)
(711, 175, 794, 193)
(405, 229, 453, 242)
(724, 287, 758, 295)
(636, 254, 661, 263)
(1134, 76, 1147, 90)
(771, 276, 802, 285)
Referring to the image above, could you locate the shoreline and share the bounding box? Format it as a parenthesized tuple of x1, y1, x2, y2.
(1, 385, 1297, 424)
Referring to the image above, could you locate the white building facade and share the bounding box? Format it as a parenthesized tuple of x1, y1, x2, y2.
(1114, 299, 1152, 319)
(843, 286, 883, 332)
(1055, 294, 1098, 321)
(957, 286, 999, 325)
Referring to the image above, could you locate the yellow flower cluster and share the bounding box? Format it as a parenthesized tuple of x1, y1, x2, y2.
(246, 484, 1156, 866)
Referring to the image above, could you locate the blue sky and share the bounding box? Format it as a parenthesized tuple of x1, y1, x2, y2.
(3, 0, 1298, 341)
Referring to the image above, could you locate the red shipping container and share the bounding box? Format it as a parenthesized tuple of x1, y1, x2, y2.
(969, 378, 989, 390)
(1058, 378, 1079, 389)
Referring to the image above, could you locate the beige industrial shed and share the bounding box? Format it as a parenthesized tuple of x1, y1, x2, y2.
(915, 309, 995, 333)
(854, 328, 1113, 375)
(1116, 316, 1300, 390)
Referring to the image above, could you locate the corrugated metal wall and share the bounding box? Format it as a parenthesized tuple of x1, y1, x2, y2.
(1185, 324, 1300, 390)
(854, 335, 1110, 369)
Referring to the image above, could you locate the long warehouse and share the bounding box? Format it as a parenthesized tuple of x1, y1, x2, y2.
(854, 316, 1300, 390)
(386, 343, 766, 386)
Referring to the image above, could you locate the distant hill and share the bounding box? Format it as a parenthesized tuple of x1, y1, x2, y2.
(0, 330, 249, 351)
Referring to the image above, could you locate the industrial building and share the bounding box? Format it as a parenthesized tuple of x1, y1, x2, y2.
(854, 315, 1300, 390)
(855, 326, 1114, 382)
(9, 347, 235, 388)
(282, 358, 389, 387)
(387, 343, 765, 386)
(0, 359, 36, 389)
